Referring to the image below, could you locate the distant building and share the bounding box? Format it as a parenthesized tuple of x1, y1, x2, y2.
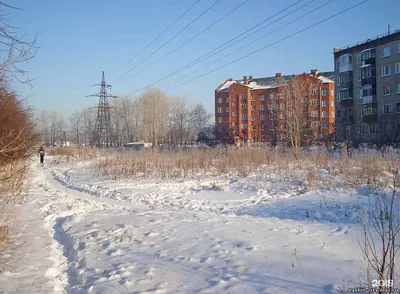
(333, 29, 400, 146)
(214, 69, 335, 144)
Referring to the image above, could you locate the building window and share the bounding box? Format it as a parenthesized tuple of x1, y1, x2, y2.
(251, 105, 256, 111)
(241, 114, 247, 120)
(251, 96, 256, 101)
(361, 66, 376, 79)
(396, 83, 400, 94)
(357, 72, 361, 81)
(311, 110, 319, 118)
(268, 104, 273, 110)
(241, 104, 247, 110)
(217, 107, 222, 113)
(218, 117, 222, 122)
(358, 125, 367, 136)
(260, 115, 266, 121)
(336, 77, 341, 86)
(321, 101, 328, 107)
(251, 115, 256, 121)
(381, 65, 391, 77)
(321, 122, 328, 129)
(232, 102, 236, 107)
(383, 104, 392, 114)
(269, 114, 275, 120)
(241, 94, 247, 100)
(226, 116, 229, 122)
(397, 103, 400, 113)
(370, 124, 378, 134)
(232, 121, 237, 127)
(269, 93, 274, 100)
(338, 54, 352, 66)
(241, 123, 247, 129)
(311, 100, 319, 106)
(332, 111, 335, 118)
(217, 98, 222, 104)
(357, 54, 361, 64)
(232, 111, 237, 117)
(322, 89, 328, 96)
(261, 124, 266, 131)
(260, 104, 265, 110)
(383, 85, 391, 96)
(331, 101, 334, 107)
(331, 89, 334, 96)
(311, 89, 318, 95)
(321, 111, 328, 118)
(396, 62, 400, 74)
(225, 97, 229, 103)
(340, 89, 350, 100)
(396, 42, 400, 54)
(261, 95, 265, 101)
(225, 106, 229, 112)
(382, 46, 391, 58)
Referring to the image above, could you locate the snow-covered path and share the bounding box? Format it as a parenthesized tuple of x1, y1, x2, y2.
(0, 162, 368, 293)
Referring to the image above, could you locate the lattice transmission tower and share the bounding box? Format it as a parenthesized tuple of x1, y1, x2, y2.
(86, 71, 117, 148)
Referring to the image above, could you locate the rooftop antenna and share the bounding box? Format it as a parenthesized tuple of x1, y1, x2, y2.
(388, 24, 390, 35)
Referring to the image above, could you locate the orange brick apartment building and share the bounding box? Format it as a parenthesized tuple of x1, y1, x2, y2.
(214, 69, 336, 144)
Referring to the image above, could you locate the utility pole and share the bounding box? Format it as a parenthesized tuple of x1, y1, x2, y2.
(86, 71, 117, 148)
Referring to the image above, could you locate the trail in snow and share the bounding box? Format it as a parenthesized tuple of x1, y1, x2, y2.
(0, 160, 371, 293)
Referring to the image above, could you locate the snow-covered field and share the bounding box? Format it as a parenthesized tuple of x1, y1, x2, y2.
(0, 152, 397, 293)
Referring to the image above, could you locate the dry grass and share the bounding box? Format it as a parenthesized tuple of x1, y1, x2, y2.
(46, 147, 104, 157)
(90, 147, 400, 188)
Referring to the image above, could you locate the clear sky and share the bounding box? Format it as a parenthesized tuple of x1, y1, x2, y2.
(8, 0, 400, 117)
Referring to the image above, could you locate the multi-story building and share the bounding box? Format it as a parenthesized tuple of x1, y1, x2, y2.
(214, 69, 335, 144)
(334, 29, 400, 146)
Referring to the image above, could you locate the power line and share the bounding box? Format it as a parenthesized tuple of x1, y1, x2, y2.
(112, 0, 221, 85)
(163, 0, 368, 93)
(122, 0, 251, 81)
(110, 0, 201, 77)
(173, 0, 334, 83)
(125, 0, 305, 96)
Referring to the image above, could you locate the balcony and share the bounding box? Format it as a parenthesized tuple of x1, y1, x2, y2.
(361, 58, 375, 66)
(361, 106, 377, 122)
(341, 116, 354, 124)
(361, 77, 376, 86)
(361, 95, 377, 105)
(340, 98, 353, 107)
(362, 114, 377, 122)
(340, 81, 353, 90)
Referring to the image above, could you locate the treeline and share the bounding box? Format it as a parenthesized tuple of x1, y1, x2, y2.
(38, 88, 213, 147)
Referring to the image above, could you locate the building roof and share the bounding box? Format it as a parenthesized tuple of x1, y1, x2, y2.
(216, 71, 335, 93)
(333, 29, 400, 56)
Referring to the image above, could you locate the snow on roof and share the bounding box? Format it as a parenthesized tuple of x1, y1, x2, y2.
(361, 48, 374, 53)
(318, 76, 334, 83)
(360, 63, 372, 68)
(217, 80, 237, 92)
(247, 81, 272, 89)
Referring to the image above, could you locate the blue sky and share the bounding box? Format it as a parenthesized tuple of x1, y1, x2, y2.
(9, 0, 400, 117)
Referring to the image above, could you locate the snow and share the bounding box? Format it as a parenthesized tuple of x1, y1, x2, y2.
(246, 81, 272, 89)
(318, 76, 334, 83)
(0, 155, 394, 293)
(217, 80, 237, 92)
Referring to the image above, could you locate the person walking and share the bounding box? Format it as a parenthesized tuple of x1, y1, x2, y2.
(39, 146, 45, 165)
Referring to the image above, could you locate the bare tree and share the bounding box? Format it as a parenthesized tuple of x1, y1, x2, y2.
(272, 74, 315, 159)
(137, 88, 168, 148)
(0, 2, 38, 85)
(190, 104, 211, 139)
(359, 158, 400, 293)
(69, 109, 83, 146)
(80, 107, 96, 146)
(378, 113, 400, 148)
(170, 96, 192, 145)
